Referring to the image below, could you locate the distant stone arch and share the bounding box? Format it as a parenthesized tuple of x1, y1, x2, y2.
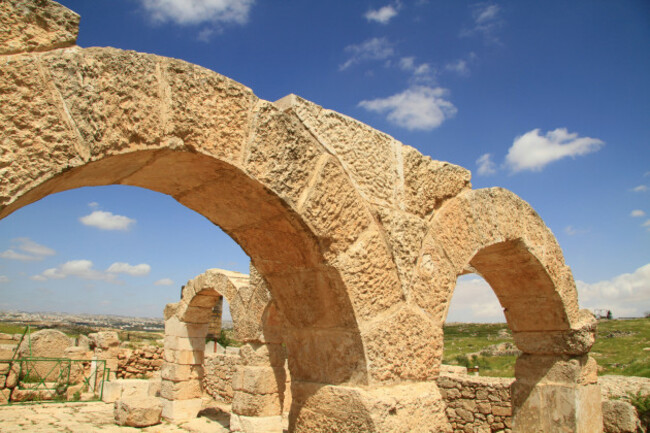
(410, 188, 602, 432)
(162, 267, 290, 428)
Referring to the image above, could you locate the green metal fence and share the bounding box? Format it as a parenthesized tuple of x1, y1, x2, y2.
(0, 357, 107, 405)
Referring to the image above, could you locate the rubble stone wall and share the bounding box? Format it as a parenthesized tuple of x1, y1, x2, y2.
(203, 351, 243, 403)
(116, 346, 164, 379)
(437, 373, 514, 433)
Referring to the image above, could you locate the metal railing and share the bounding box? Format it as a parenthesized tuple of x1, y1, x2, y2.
(0, 357, 107, 405)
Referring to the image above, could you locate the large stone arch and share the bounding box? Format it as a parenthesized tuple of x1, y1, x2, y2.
(410, 188, 602, 432)
(1, 1, 604, 431)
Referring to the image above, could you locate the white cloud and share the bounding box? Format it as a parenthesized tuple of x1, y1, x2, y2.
(564, 226, 579, 236)
(80, 210, 136, 231)
(398, 57, 435, 83)
(0, 276, 8, 283)
(139, 0, 255, 26)
(35, 260, 115, 282)
(445, 59, 469, 76)
(88, 202, 99, 208)
(630, 210, 646, 218)
(364, 4, 400, 24)
(359, 86, 457, 131)
(632, 185, 648, 193)
(446, 276, 504, 323)
(643, 220, 650, 231)
(645, 171, 650, 177)
(0, 238, 55, 261)
(340, 37, 394, 70)
(577, 263, 650, 318)
(476, 153, 496, 175)
(462, 3, 503, 43)
(505, 128, 604, 173)
(32, 260, 150, 282)
(154, 278, 174, 286)
(107, 262, 151, 277)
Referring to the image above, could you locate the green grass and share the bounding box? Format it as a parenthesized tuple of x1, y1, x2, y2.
(443, 318, 650, 378)
(443, 322, 516, 377)
(0, 323, 34, 335)
(591, 318, 650, 377)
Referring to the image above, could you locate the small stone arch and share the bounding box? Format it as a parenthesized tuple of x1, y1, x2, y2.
(162, 267, 290, 430)
(410, 187, 602, 432)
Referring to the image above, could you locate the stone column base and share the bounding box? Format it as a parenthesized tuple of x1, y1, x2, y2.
(230, 414, 284, 433)
(160, 397, 202, 423)
(512, 354, 603, 433)
(289, 381, 451, 433)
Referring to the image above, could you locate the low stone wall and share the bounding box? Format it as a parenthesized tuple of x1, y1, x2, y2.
(203, 349, 242, 403)
(437, 372, 514, 433)
(116, 346, 164, 379)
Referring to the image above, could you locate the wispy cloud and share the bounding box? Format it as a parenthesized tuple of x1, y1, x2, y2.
(476, 153, 497, 176)
(643, 220, 650, 231)
(364, 3, 400, 24)
(32, 260, 151, 282)
(340, 37, 394, 70)
(505, 128, 604, 173)
(398, 57, 435, 83)
(80, 210, 136, 231)
(359, 86, 457, 131)
(154, 278, 174, 286)
(0, 276, 8, 283)
(632, 185, 648, 193)
(461, 2, 504, 44)
(564, 225, 588, 236)
(107, 262, 151, 277)
(630, 210, 646, 218)
(577, 263, 650, 318)
(139, 0, 255, 26)
(0, 238, 55, 261)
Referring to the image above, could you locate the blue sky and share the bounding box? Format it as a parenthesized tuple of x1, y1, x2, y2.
(1, 0, 648, 321)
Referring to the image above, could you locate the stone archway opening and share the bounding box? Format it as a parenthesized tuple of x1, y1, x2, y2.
(412, 188, 603, 432)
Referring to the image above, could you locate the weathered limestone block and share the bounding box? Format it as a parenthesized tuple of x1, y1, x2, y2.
(164, 336, 206, 352)
(290, 381, 451, 433)
(114, 397, 162, 427)
(160, 378, 202, 400)
(602, 399, 642, 433)
(164, 316, 209, 338)
(401, 145, 471, 218)
(232, 365, 286, 395)
(331, 229, 404, 321)
(512, 354, 602, 433)
(160, 362, 203, 382)
(0, 0, 79, 55)
(163, 348, 204, 365)
(284, 328, 366, 385)
(88, 331, 120, 350)
(232, 390, 283, 417)
(276, 94, 401, 209)
(230, 414, 284, 433)
(245, 100, 325, 209)
(160, 397, 203, 423)
(299, 157, 373, 256)
(513, 316, 596, 355)
(239, 343, 286, 369)
(362, 306, 443, 382)
(102, 378, 151, 403)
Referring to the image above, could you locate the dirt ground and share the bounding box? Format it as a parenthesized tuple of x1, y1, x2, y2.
(0, 401, 230, 433)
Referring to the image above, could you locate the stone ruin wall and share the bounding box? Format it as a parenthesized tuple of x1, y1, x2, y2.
(116, 346, 164, 379)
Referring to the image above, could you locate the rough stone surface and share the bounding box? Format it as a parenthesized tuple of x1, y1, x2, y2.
(114, 397, 162, 427)
(602, 400, 642, 433)
(0, 0, 80, 55)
